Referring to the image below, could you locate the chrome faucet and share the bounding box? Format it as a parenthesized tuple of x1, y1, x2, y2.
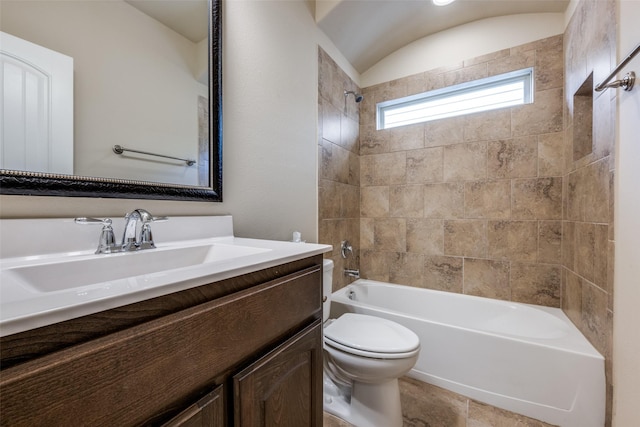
(344, 269, 360, 279)
(75, 209, 167, 254)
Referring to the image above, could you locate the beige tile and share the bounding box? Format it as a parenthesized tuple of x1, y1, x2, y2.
(582, 281, 608, 355)
(443, 62, 488, 87)
(511, 88, 563, 137)
(424, 182, 465, 219)
(464, 258, 511, 300)
(406, 147, 443, 184)
(535, 35, 564, 91)
(487, 220, 538, 262)
(562, 221, 576, 271)
(487, 49, 535, 76)
(321, 98, 342, 145)
(388, 123, 425, 152)
(390, 185, 423, 218)
(538, 221, 562, 264)
(464, 180, 511, 219)
(374, 218, 406, 252)
(464, 48, 510, 67)
(538, 132, 564, 177)
(575, 222, 595, 283)
(361, 152, 407, 186)
(359, 125, 389, 155)
(389, 252, 424, 287)
(424, 116, 465, 148)
(444, 142, 487, 182)
(360, 186, 389, 218)
(360, 249, 390, 281)
(319, 179, 341, 220)
(423, 255, 464, 293)
(406, 219, 444, 255)
(593, 224, 609, 289)
(468, 399, 558, 427)
(340, 114, 359, 153)
(512, 177, 562, 220)
(607, 241, 614, 310)
(488, 137, 538, 179)
(444, 220, 487, 258)
(511, 262, 561, 307)
(400, 377, 467, 427)
(360, 218, 374, 250)
(563, 269, 583, 327)
(464, 109, 511, 142)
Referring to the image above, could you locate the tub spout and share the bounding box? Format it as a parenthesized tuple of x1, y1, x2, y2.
(344, 269, 360, 279)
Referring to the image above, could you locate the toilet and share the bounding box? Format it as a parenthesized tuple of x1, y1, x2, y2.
(322, 260, 420, 427)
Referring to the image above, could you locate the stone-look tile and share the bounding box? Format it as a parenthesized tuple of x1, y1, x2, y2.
(465, 180, 511, 219)
(359, 249, 390, 281)
(425, 116, 465, 148)
(487, 49, 535, 76)
(423, 255, 463, 292)
(360, 218, 374, 250)
(389, 252, 424, 287)
(511, 263, 561, 307)
(562, 221, 576, 271)
(406, 219, 444, 255)
(340, 114, 359, 153)
(608, 170, 615, 240)
(535, 35, 564, 91)
(359, 124, 389, 155)
(512, 88, 563, 137)
(424, 183, 465, 219)
(319, 219, 346, 259)
(373, 218, 406, 252)
(323, 412, 353, 427)
(582, 281, 608, 355)
(387, 123, 425, 152)
(464, 258, 511, 300)
(538, 132, 564, 177)
(563, 269, 583, 327)
(390, 185, 423, 218)
(488, 137, 538, 179)
(464, 48, 510, 67)
(512, 177, 562, 220)
(593, 224, 609, 289)
(468, 400, 558, 427)
(444, 220, 487, 258)
(319, 180, 341, 220)
(464, 109, 511, 142)
(487, 220, 538, 262)
(360, 186, 389, 218)
(443, 62, 488, 87)
(444, 142, 487, 182)
(567, 158, 610, 223)
(361, 152, 406, 186)
(607, 241, 614, 310)
(321, 98, 342, 145)
(406, 147, 443, 184)
(400, 377, 467, 427)
(592, 85, 615, 162)
(538, 221, 562, 264)
(342, 183, 360, 219)
(575, 222, 596, 283)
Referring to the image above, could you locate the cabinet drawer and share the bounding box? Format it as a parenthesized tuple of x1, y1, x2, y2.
(0, 265, 321, 427)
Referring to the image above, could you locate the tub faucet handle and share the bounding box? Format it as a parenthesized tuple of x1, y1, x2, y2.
(341, 240, 353, 259)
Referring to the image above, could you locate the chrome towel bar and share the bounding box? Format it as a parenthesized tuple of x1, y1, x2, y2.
(113, 145, 196, 166)
(595, 43, 639, 92)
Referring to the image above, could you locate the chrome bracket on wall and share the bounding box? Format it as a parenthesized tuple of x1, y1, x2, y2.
(595, 43, 639, 92)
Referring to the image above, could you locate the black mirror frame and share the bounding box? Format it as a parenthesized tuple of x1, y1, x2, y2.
(0, 0, 222, 202)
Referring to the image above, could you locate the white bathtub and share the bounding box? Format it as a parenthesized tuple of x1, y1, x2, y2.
(330, 280, 605, 427)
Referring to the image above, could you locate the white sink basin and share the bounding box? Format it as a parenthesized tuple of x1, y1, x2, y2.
(4, 243, 270, 293)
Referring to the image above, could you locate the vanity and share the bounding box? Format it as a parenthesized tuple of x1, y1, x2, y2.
(0, 215, 331, 426)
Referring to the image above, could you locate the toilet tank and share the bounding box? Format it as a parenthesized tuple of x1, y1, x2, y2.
(322, 259, 334, 322)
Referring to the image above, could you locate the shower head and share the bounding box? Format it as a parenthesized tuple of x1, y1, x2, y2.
(344, 90, 363, 103)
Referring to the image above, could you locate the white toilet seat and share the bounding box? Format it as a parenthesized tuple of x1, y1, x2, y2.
(324, 313, 420, 359)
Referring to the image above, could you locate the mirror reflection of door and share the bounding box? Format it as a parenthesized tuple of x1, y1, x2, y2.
(1, 31, 73, 175)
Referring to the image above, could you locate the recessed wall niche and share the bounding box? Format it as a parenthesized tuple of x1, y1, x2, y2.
(573, 73, 594, 161)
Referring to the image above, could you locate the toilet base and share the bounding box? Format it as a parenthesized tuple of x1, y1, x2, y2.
(323, 374, 403, 427)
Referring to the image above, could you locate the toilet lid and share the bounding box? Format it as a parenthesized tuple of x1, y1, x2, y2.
(324, 313, 420, 354)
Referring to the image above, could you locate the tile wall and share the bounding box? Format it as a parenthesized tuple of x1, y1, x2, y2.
(318, 48, 361, 290)
(358, 35, 565, 307)
(563, 0, 616, 424)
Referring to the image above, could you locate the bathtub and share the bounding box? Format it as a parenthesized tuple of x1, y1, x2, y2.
(330, 280, 605, 427)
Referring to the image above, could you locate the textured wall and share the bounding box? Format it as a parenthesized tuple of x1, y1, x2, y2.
(318, 48, 361, 290)
(358, 35, 565, 307)
(562, 0, 616, 424)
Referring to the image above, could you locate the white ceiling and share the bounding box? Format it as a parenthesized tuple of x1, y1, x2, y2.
(316, 0, 570, 73)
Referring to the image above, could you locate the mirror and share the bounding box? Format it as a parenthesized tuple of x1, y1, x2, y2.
(0, 0, 222, 202)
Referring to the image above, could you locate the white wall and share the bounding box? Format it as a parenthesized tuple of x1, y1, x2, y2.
(1, 0, 207, 185)
(360, 13, 565, 88)
(0, 0, 324, 243)
(613, 1, 640, 425)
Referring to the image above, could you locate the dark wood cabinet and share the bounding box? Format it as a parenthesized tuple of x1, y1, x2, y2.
(0, 256, 323, 427)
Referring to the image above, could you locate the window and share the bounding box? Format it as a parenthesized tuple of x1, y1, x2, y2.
(377, 68, 534, 130)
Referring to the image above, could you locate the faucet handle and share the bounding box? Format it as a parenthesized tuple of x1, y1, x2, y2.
(75, 217, 117, 254)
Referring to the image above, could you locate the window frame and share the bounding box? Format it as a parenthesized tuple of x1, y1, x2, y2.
(376, 67, 534, 130)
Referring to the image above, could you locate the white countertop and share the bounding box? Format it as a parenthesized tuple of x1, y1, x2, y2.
(0, 216, 331, 337)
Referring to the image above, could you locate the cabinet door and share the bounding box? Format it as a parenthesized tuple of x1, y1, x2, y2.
(233, 320, 322, 427)
(162, 385, 225, 427)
